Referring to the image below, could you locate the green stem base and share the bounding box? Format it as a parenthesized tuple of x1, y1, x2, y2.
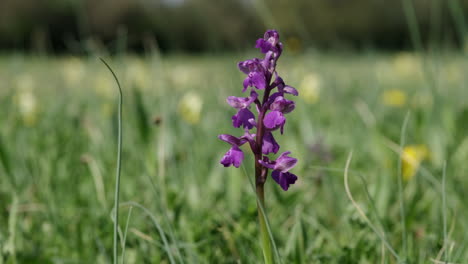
(257, 184, 273, 264)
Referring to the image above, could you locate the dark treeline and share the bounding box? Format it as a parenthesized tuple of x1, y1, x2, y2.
(0, 0, 467, 53)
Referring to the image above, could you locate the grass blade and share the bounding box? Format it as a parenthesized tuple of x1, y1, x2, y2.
(100, 58, 123, 264)
(397, 112, 410, 261)
(343, 151, 402, 262)
(120, 201, 176, 264)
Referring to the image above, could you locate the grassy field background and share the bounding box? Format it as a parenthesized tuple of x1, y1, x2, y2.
(0, 51, 467, 263)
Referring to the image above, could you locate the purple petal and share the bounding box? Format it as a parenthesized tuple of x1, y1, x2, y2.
(262, 132, 279, 154)
(271, 75, 284, 89)
(255, 38, 273, 53)
(227, 96, 247, 109)
(270, 96, 295, 114)
(256, 30, 280, 54)
(272, 170, 298, 191)
(242, 77, 250, 92)
(218, 134, 246, 146)
(238, 58, 263, 74)
(241, 130, 256, 148)
(263, 110, 285, 130)
(232, 108, 255, 129)
(248, 118, 257, 127)
(250, 72, 267, 90)
(264, 30, 280, 46)
(283, 85, 298, 96)
(274, 151, 298, 172)
(220, 146, 244, 168)
(238, 60, 251, 74)
(226, 90, 257, 109)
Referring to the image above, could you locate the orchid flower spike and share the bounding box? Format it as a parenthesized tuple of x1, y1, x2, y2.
(218, 29, 299, 191)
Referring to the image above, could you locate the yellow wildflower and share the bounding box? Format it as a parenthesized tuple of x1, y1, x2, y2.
(94, 73, 114, 99)
(443, 63, 462, 84)
(402, 145, 429, 181)
(392, 52, 422, 80)
(382, 89, 407, 107)
(169, 65, 198, 88)
(299, 73, 321, 104)
(15, 75, 38, 126)
(178, 92, 203, 124)
(125, 58, 149, 89)
(62, 57, 84, 86)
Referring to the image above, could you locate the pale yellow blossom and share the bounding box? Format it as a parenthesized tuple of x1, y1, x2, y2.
(15, 75, 38, 126)
(178, 92, 203, 124)
(299, 73, 321, 104)
(125, 58, 149, 89)
(94, 73, 114, 99)
(62, 57, 85, 86)
(392, 52, 422, 80)
(382, 89, 407, 107)
(402, 145, 429, 181)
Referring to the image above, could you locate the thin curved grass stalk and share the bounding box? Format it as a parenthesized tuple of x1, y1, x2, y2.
(381, 240, 386, 264)
(120, 201, 176, 264)
(447, 0, 467, 45)
(357, 174, 389, 243)
(343, 152, 402, 262)
(121, 206, 133, 264)
(100, 58, 123, 264)
(443, 162, 449, 262)
(397, 112, 410, 261)
(143, 169, 185, 263)
(401, 0, 423, 52)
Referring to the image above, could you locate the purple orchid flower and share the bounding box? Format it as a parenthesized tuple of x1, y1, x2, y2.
(258, 151, 298, 172)
(218, 134, 248, 168)
(218, 29, 299, 191)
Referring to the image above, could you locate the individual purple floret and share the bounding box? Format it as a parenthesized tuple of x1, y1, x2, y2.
(272, 171, 298, 191)
(218, 134, 248, 168)
(218, 29, 299, 191)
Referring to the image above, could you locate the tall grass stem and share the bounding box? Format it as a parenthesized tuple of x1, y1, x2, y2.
(442, 161, 448, 262)
(397, 112, 410, 261)
(100, 58, 123, 264)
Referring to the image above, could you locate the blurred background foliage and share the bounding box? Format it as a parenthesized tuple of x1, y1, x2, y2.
(1, 0, 468, 53)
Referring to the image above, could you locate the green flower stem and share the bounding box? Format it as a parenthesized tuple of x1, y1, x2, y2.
(256, 184, 273, 264)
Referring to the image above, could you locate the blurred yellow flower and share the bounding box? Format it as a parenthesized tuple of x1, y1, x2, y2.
(94, 73, 114, 99)
(382, 89, 407, 107)
(178, 92, 203, 124)
(15, 75, 38, 126)
(62, 57, 85, 86)
(402, 145, 429, 181)
(125, 58, 149, 89)
(299, 73, 321, 104)
(443, 63, 462, 83)
(411, 92, 433, 109)
(392, 52, 422, 80)
(169, 65, 198, 88)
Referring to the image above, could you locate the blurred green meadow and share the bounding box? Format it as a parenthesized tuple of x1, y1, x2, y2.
(0, 51, 467, 263)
